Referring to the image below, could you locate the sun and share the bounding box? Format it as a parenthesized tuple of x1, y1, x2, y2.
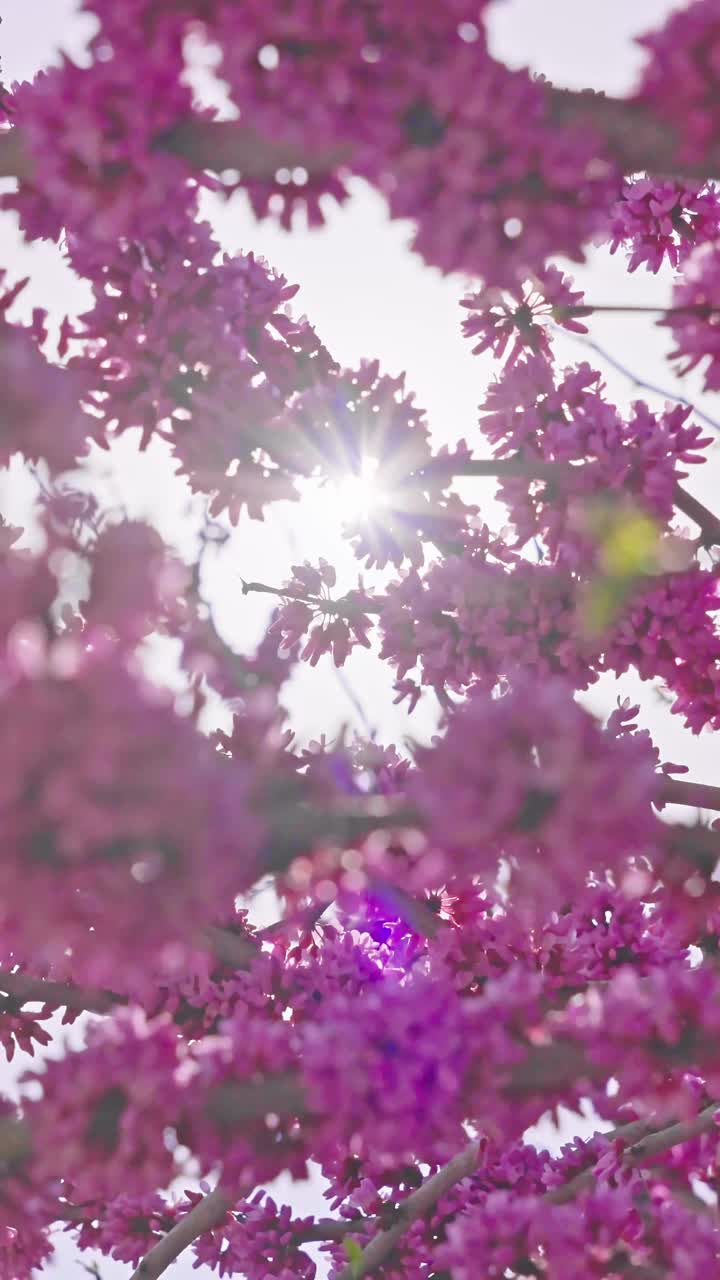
(332, 459, 380, 522)
(314, 457, 381, 526)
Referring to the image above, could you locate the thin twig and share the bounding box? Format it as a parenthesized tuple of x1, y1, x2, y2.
(556, 327, 720, 434)
(673, 483, 720, 548)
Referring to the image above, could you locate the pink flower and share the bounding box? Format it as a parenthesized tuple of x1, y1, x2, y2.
(411, 676, 659, 914)
(0, 655, 259, 988)
(665, 242, 720, 391)
(0, 275, 92, 470)
(25, 1011, 185, 1201)
(270, 561, 374, 668)
(635, 0, 720, 163)
(608, 176, 720, 273)
(461, 266, 589, 366)
(83, 521, 189, 648)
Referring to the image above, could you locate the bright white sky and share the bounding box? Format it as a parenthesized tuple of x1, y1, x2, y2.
(2, 1, 718, 1276)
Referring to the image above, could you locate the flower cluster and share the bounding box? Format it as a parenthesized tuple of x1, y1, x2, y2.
(0, 275, 92, 471)
(192, 1192, 317, 1278)
(477, 356, 710, 566)
(270, 560, 374, 667)
(0, 653, 257, 988)
(410, 677, 660, 914)
(666, 241, 720, 392)
(379, 554, 591, 703)
(1, 5, 720, 1280)
(63, 222, 335, 519)
(608, 176, 720, 273)
(3, 33, 205, 248)
(461, 266, 589, 367)
(635, 0, 720, 163)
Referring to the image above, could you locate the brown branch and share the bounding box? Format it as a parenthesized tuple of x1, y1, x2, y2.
(3, 80, 720, 196)
(160, 118, 351, 178)
(424, 455, 570, 482)
(296, 1216, 378, 1244)
(672, 483, 720, 549)
(421, 456, 720, 550)
(0, 969, 123, 1015)
(204, 1074, 309, 1128)
(662, 822, 720, 879)
(333, 1140, 480, 1280)
(260, 798, 417, 873)
(201, 925, 261, 969)
(0, 128, 30, 180)
(659, 777, 720, 813)
(547, 87, 720, 183)
(130, 1184, 232, 1280)
(624, 1101, 719, 1165)
(0, 120, 349, 186)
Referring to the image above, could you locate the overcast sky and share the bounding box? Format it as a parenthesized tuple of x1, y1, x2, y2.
(1, 2, 716, 1276)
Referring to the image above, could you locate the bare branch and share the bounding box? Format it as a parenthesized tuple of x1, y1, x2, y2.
(659, 777, 720, 813)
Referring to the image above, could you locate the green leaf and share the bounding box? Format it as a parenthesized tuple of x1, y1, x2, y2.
(599, 510, 660, 578)
(344, 1237, 364, 1276)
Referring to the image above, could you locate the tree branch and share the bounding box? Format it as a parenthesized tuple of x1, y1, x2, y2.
(160, 118, 351, 178)
(326, 1106, 719, 1280)
(333, 1140, 480, 1280)
(547, 87, 720, 182)
(432, 457, 720, 550)
(672, 484, 720, 549)
(623, 1101, 719, 1166)
(3, 83, 720, 196)
(659, 777, 720, 813)
(0, 969, 123, 1015)
(130, 1185, 232, 1280)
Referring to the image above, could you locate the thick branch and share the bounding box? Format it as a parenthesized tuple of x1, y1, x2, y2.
(328, 1106, 718, 1280)
(660, 777, 720, 813)
(0, 128, 30, 180)
(0, 969, 122, 1014)
(130, 1185, 231, 1280)
(160, 118, 351, 178)
(3, 84, 720, 195)
(333, 1140, 480, 1280)
(624, 1102, 719, 1165)
(547, 88, 720, 182)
